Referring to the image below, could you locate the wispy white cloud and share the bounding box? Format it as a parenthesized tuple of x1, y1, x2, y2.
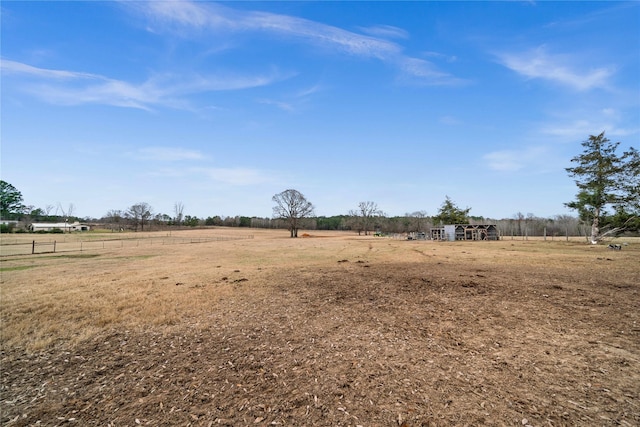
(483, 146, 549, 172)
(541, 120, 599, 139)
(135, 1, 400, 58)
(537, 107, 639, 141)
(258, 83, 324, 113)
(496, 46, 614, 91)
(194, 166, 276, 186)
(1, 60, 286, 110)
(439, 115, 462, 126)
(295, 84, 323, 98)
(146, 0, 216, 29)
(542, 120, 638, 140)
(135, 147, 206, 161)
(257, 98, 295, 112)
(32, 78, 163, 110)
(1, 59, 101, 80)
(397, 57, 467, 86)
(129, 1, 462, 86)
(358, 24, 409, 40)
(423, 51, 458, 63)
(3, 1, 466, 113)
(143, 163, 279, 186)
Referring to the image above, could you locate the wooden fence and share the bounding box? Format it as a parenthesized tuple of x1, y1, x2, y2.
(0, 235, 254, 257)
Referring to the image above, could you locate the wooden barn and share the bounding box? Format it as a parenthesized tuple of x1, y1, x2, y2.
(431, 224, 499, 241)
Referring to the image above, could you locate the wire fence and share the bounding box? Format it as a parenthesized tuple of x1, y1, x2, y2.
(0, 235, 254, 257)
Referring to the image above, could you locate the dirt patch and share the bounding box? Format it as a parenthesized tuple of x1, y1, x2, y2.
(1, 234, 639, 426)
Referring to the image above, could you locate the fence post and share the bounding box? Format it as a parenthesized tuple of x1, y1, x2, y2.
(32, 240, 35, 254)
(54, 241, 56, 253)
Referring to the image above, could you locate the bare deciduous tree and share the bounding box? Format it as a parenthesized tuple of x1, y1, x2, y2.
(174, 202, 184, 225)
(349, 201, 383, 236)
(104, 210, 124, 231)
(126, 202, 153, 232)
(409, 210, 429, 232)
(56, 202, 75, 221)
(272, 189, 315, 238)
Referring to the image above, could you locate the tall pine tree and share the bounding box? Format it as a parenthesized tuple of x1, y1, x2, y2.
(565, 132, 638, 243)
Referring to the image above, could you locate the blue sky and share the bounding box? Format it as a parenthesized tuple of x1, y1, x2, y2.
(2, 1, 639, 220)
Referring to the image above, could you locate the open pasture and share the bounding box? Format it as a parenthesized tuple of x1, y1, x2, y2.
(1, 229, 639, 426)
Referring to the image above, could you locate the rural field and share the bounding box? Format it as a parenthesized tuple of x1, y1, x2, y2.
(1, 228, 639, 426)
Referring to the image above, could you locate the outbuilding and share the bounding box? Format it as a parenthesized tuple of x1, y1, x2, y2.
(30, 222, 90, 232)
(431, 224, 499, 241)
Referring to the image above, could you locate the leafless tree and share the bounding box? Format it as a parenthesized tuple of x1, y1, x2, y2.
(57, 202, 75, 220)
(126, 202, 153, 231)
(174, 202, 184, 225)
(272, 189, 315, 238)
(409, 210, 429, 232)
(514, 212, 525, 236)
(349, 201, 383, 236)
(104, 210, 124, 231)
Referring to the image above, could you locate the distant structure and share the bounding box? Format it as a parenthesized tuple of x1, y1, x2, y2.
(431, 224, 499, 241)
(30, 222, 91, 232)
(407, 231, 427, 240)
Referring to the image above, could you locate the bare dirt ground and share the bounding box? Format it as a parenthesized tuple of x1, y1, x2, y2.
(1, 229, 639, 426)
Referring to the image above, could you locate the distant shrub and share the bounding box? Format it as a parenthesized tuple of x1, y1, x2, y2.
(0, 223, 13, 233)
(50, 228, 64, 234)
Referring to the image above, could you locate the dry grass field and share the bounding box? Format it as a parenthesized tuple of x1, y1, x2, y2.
(1, 228, 639, 426)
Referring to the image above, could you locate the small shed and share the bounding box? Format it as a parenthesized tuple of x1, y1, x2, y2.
(431, 224, 499, 241)
(30, 222, 90, 232)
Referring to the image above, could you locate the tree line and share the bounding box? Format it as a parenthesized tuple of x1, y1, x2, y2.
(2, 132, 638, 242)
(272, 132, 639, 242)
(0, 182, 587, 238)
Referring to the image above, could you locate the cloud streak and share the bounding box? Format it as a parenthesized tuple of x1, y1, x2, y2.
(1, 59, 286, 110)
(2, 1, 464, 111)
(193, 166, 277, 186)
(135, 147, 206, 161)
(142, 161, 278, 186)
(1, 59, 102, 80)
(497, 46, 614, 91)
(131, 1, 462, 86)
(542, 120, 638, 140)
(483, 146, 549, 172)
(139, 1, 400, 58)
(358, 24, 409, 40)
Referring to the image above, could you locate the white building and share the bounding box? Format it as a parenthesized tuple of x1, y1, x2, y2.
(30, 222, 90, 232)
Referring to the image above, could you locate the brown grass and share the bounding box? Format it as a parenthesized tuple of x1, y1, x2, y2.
(1, 228, 639, 425)
(1, 229, 362, 350)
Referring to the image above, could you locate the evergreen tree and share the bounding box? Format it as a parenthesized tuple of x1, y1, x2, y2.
(565, 132, 638, 243)
(432, 196, 470, 225)
(0, 180, 25, 219)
